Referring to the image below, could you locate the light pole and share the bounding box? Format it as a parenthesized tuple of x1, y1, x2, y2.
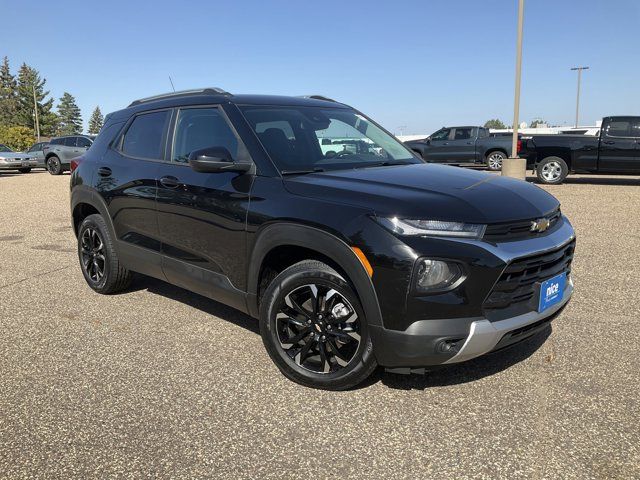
(502, 0, 526, 180)
(570, 66, 589, 128)
(32, 83, 40, 142)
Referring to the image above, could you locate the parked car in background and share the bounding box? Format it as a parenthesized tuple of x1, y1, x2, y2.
(0, 144, 38, 173)
(403, 126, 519, 171)
(521, 116, 640, 184)
(70, 89, 575, 390)
(42, 135, 95, 175)
(27, 141, 49, 169)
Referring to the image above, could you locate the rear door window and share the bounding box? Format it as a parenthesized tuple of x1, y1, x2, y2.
(605, 120, 631, 137)
(453, 128, 472, 140)
(121, 110, 170, 160)
(64, 137, 77, 147)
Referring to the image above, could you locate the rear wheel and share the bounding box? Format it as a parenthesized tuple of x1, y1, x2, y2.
(46, 156, 63, 175)
(260, 260, 377, 390)
(536, 156, 568, 184)
(486, 151, 506, 171)
(18, 168, 31, 173)
(78, 214, 132, 294)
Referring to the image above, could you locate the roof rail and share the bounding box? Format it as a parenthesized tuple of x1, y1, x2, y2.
(299, 95, 339, 103)
(128, 87, 231, 107)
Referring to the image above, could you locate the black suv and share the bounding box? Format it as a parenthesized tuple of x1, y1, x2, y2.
(70, 88, 576, 390)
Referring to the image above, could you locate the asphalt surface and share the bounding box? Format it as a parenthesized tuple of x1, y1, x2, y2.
(1, 169, 639, 479)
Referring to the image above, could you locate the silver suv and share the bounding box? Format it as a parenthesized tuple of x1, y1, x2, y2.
(43, 135, 95, 175)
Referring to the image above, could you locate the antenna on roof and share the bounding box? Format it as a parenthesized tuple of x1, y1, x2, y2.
(168, 76, 176, 92)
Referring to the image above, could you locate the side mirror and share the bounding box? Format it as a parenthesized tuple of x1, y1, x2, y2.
(188, 147, 251, 173)
(425, 138, 431, 145)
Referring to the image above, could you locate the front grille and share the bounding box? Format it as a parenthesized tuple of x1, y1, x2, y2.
(484, 240, 575, 311)
(484, 209, 562, 241)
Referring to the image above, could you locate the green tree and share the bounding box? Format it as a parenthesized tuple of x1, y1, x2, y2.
(483, 119, 507, 129)
(0, 125, 34, 151)
(15, 63, 58, 136)
(530, 119, 546, 128)
(87, 106, 103, 134)
(0, 56, 18, 126)
(57, 92, 83, 135)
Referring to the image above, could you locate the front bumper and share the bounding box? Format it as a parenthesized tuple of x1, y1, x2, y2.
(369, 219, 576, 368)
(0, 159, 37, 169)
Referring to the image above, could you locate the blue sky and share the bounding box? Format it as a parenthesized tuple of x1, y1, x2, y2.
(3, 0, 639, 134)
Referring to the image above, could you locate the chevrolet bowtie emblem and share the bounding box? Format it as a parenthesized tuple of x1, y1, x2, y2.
(531, 217, 551, 233)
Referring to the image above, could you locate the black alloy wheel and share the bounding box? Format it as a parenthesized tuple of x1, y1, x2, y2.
(276, 283, 361, 374)
(260, 260, 377, 390)
(47, 156, 63, 175)
(80, 227, 106, 283)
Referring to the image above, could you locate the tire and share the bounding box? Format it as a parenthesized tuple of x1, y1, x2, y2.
(260, 260, 377, 390)
(536, 156, 568, 184)
(485, 151, 506, 171)
(46, 156, 63, 175)
(77, 214, 132, 294)
(18, 168, 31, 173)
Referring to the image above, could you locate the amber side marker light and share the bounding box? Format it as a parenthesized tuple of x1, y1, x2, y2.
(351, 247, 373, 277)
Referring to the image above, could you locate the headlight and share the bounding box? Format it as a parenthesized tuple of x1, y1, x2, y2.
(375, 217, 486, 239)
(414, 258, 464, 292)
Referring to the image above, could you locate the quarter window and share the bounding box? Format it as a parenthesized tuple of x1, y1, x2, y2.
(172, 108, 239, 163)
(121, 110, 170, 160)
(77, 137, 92, 148)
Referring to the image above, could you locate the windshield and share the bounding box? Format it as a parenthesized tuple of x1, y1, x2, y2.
(0, 144, 12, 153)
(240, 106, 420, 173)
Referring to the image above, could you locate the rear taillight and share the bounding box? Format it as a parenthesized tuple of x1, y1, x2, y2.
(70, 158, 82, 172)
(517, 139, 522, 153)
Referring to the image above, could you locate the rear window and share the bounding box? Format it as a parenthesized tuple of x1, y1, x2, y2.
(121, 110, 170, 160)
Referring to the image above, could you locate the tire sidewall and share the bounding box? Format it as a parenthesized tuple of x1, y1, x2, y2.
(78, 215, 111, 291)
(260, 263, 376, 390)
(536, 156, 568, 184)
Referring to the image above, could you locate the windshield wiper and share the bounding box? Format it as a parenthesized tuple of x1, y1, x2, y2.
(281, 167, 325, 176)
(353, 160, 413, 169)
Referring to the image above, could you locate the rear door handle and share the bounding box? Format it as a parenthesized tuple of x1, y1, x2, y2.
(602, 140, 615, 145)
(159, 175, 180, 188)
(97, 167, 112, 177)
(443, 142, 449, 145)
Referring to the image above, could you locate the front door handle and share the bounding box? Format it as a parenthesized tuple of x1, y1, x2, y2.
(443, 142, 449, 145)
(97, 167, 112, 177)
(159, 176, 180, 188)
(602, 140, 615, 145)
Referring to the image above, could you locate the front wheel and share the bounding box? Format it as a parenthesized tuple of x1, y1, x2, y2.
(536, 156, 568, 184)
(18, 168, 32, 173)
(46, 156, 63, 175)
(486, 151, 506, 171)
(260, 260, 377, 390)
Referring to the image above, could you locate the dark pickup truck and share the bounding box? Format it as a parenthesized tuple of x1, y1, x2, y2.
(523, 116, 640, 184)
(404, 126, 517, 171)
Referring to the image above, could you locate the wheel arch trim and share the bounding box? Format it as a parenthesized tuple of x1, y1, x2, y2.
(246, 222, 384, 327)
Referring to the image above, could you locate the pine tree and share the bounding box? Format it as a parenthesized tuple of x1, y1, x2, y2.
(57, 92, 83, 135)
(87, 106, 104, 134)
(0, 56, 18, 126)
(15, 63, 58, 136)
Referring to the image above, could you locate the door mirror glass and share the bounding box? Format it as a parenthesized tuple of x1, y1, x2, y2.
(188, 147, 251, 173)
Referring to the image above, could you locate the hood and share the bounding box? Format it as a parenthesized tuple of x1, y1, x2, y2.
(283, 163, 559, 224)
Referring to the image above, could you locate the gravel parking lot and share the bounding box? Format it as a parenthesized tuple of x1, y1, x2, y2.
(1, 170, 639, 479)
